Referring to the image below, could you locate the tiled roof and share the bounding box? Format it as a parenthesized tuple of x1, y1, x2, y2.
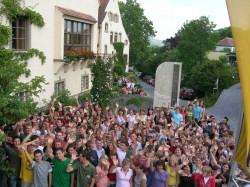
(98, 0, 109, 24)
(216, 37, 234, 47)
(57, 6, 97, 22)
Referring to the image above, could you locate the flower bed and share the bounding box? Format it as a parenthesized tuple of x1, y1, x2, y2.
(64, 50, 95, 61)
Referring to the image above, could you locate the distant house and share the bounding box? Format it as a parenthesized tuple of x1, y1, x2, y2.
(98, 0, 130, 70)
(215, 37, 235, 52)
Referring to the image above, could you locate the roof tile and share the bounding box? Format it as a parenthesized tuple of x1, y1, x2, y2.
(216, 37, 234, 47)
(57, 6, 97, 22)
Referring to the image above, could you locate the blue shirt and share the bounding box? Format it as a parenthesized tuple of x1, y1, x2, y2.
(192, 106, 202, 119)
(171, 111, 183, 126)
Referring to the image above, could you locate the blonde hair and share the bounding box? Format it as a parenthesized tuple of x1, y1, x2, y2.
(98, 154, 109, 166)
(202, 166, 212, 175)
(122, 158, 131, 167)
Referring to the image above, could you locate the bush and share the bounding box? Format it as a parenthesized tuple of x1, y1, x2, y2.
(125, 73, 138, 83)
(113, 64, 125, 76)
(78, 92, 91, 105)
(50, 90, 76, 109)
(126, 97, 146, 106)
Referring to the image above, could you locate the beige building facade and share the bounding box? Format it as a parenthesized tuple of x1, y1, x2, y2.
(1, 0, 129, 106)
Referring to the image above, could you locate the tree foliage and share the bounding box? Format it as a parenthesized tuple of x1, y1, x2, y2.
(0, 0, 47, 125)
(212, 26, 232, 42)
(177, 16, 216, 75)
(163, 35, 180, 50)
(119, 0, 156, 68)
(113, 42, 125, 75)
(189, 58, 236, 97)
(89, 57, 113, 108)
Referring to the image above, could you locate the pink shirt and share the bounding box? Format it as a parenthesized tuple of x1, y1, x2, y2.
(96, 166, 109, 187)
(116, 167, 133, 187)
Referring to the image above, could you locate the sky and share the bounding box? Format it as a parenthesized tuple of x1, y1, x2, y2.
(130, 0, 231, 40)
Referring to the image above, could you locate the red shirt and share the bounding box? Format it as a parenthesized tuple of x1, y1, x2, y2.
(192, 174, 215, 187)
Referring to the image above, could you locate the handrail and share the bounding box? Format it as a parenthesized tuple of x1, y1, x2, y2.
(232, 178, 240, 187)
(235, 177, 250, 184)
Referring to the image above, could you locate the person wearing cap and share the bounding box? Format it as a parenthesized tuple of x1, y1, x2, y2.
(66, 150, 96, 187)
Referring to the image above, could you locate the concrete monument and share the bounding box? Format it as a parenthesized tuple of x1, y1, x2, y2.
(153, 62, 182, 108)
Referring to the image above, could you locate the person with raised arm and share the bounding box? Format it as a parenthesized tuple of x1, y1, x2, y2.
(66, 150, 96, 187)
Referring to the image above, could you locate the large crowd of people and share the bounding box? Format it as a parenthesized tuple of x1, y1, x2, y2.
(0, 96, 249, 187)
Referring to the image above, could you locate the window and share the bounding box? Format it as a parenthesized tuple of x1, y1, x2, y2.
(81, 75, 89, 90)
(119, 33, 122, 42)
(115, 14, 119, 23)
(125, 39, 128, 46)
(55, 81, 65, 94)
(64, 20, 92, 51)
(108, 12, 119, 23)
(108, 12, 112, 21)
(105, 23, 108, 32)
(12, 17, 29, 50)
(104, 45, 108, 55)
(114, 33, 118, 43)
(110, 32, 113, 43)
(18, 91, 30, 102)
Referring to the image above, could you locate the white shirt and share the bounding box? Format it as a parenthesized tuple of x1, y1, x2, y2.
(94, 147, 105, 159)
(116, 167, 133, 187)
(117, 148, 126, 166)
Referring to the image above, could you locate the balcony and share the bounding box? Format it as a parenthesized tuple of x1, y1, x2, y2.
(54, 50, 96, 75)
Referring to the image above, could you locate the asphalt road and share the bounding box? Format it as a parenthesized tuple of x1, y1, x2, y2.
(139, 79, 242, 130)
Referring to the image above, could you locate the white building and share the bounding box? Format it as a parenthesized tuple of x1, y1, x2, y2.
(1, 0, 129, 106)
(98, 0, 130, 70)
(215, 37, 235, 52)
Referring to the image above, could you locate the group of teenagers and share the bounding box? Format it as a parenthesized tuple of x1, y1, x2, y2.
(0, 96, 249, 187)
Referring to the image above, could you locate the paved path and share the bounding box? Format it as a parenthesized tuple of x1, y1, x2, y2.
(139, 79, 242, 129)
(206, 83, 242, 129)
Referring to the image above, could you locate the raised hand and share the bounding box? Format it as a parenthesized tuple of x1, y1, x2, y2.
(71, 152, 78, 162)
(68, 136, 76, 144)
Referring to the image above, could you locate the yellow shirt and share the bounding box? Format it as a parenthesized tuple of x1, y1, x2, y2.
(19, 151, 34, 182)
(166, 163, 177, 185)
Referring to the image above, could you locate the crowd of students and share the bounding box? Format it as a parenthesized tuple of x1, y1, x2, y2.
(0, 96, 249, 187)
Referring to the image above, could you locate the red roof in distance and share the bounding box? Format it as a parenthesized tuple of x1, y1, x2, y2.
(216, 37, 234, 47)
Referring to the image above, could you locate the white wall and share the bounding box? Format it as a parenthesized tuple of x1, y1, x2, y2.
(216, 46, 235, 52)
(99, 0, 130, 66)
(14, 0, 99, 106)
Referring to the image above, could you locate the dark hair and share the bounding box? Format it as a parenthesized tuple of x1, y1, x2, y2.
(34, 149, 43, 156)
(55, 147, 64, 153)
(155, 160, 165, 168)
(80, 150, 88, 158)
(31, 135, 39, 141)
(13, 136, 20, 141)
(137, 163, 145, 172)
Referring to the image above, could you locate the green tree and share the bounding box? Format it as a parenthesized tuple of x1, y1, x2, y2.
(177, 16, 216, 75)
(89, 57, 113, 108)
(113, 42, 125, 76)
(212, 26, 232, 42)
(0, 0, 47, 125)
(119, 0, 156, 68)
(190, 58, 236, 97)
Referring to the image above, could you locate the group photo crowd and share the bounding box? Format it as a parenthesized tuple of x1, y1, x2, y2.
(0, 96, 249, 187)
